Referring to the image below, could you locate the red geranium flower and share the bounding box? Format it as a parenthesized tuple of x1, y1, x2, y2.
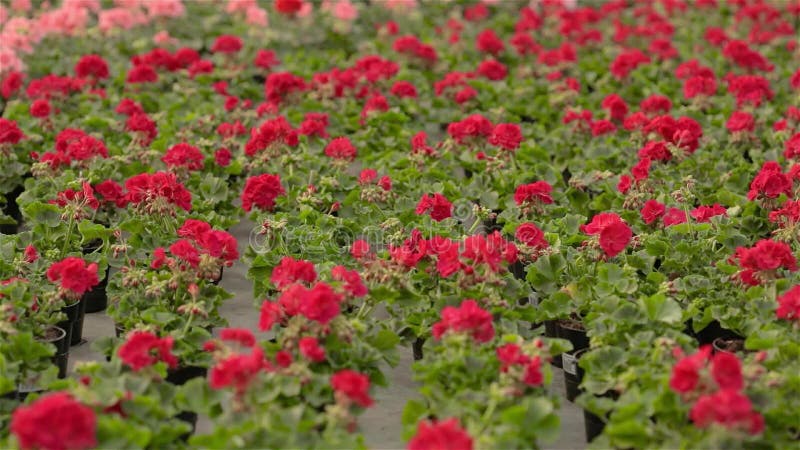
(641, 200, 666, 225)
(415, 193, 453, 222)
(663, 208, 688, 227)
(299, 337, 326, 362)
(747, 161, 792, 201)
(298, 282, 343, 325)
(331, 369, 373, 407)
(254, 50, 280, 70)
(219, 328, 257, 347)
(515, 222, 548, 249)
(46, 257, 99, 297)
(690, 390, 764, 435)
(126, 64, 158, 84)
(732, 239, 798, 285)
(125, 113, 158, 146)
(74, 54, 110, 80)
(30, 99, 51, 118)
(209, 346, 267, 393)
(241, 174, 286, 212)
(214, 148, 232, 167)
(211, 35, 243, 54)
(514, 181, 553, 206)
(324, 136, 358, 161)
(271, 256, 317, 289)
(0, 118, 25, 145)
(476, 59, 507, 80)
(125, 171, 192, 212)
(581, 213, 632, 258)
(408, 418, 473, 450)
(94, 180, 128, 208)
(601, 94, 628, 122)
(726, 111, 755, 133)
(161, 143, 205, 171)
(390, 80, 418, 98)
(11, 392, 97, 450)
(331, 265, 368, 297)
(488, 123, 523, 151)
(669, 346, 711, 393)
(118, 331, 178, 371)
(275, 0, 303, 14)
(298, 113, 329, 138)
(432, 299, 494, 343)
(691, 204, 727, 222)
(776, 285, 800, 322)
(475, 29, 504, 55)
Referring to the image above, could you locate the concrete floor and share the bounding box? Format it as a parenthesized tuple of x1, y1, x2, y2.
(69, 220, 587, 450)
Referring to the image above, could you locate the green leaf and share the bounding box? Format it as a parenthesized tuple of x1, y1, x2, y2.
(369, 329, 400, 352)
(641, 293, 682, 324)
(78, 220, 112, 245)
(22, 202, 61, 227)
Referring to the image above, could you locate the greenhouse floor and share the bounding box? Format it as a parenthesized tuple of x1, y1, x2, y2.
(69, 220, 587, 450)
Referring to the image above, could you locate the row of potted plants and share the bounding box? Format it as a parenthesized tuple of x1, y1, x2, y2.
(1, 0, 800, 448)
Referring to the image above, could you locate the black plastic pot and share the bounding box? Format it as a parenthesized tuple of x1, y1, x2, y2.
(70, 297, 87, 346)
(166, 365, 207, 386)
(481, 209, 504, 233)
(509, 260, 527, 281)
(563, 348, 589, 402)
(1, 390, 19, 401)
(58, 301, 81, 350)
(0, 185, 24, 235)
(583, 409, 605, 442)
(175, 410, 199, 441)
(84, 266, 110, 313)
(682, 320, 695, 339)
(557, 319, 590, 351)
(544, 320, 562, 368)
(169, 365, 207, 437)
(693, 320, 742, 346)
(42, 326, 69, 379)
(412, 337, 425, 361)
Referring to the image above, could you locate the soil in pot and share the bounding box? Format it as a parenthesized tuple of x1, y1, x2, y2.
(712, 337, 746, 354)
(693, 320, 742, 346)
(557, 318, 590, 352)
(210, 266, 224, 286)
(41, 326, 69, 379)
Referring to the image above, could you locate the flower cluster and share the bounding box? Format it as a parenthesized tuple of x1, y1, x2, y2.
(117, 330, 178, 371)
(670, 347, 764, 435)
(431, 299, 494, 343)
(731, 239, 797, 286)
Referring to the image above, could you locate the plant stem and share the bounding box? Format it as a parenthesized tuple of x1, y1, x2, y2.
(478, 395, 498, 433)
(61, 216, 75, 257)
